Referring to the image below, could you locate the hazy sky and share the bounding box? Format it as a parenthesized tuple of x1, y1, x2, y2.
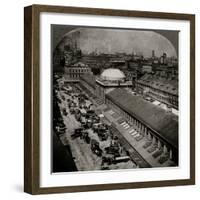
(53, 26, 178, 58)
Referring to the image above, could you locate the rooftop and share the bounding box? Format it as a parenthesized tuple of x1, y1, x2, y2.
(96, 79, 132, 87)
(137, 74, 178, 95)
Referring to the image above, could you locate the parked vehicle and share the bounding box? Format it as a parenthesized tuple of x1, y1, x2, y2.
(63, 108, 68, 116)
(82, 131, 91, 144)
(105, 144, 120, 157)
(87, 110, 95, 115)
(112, 156, 130, 164)
(61, 95, 65, 100)
(102, 156, 114, 165)
(55, 125, 66, 135)
(91, 139, 102, 157)
(86, 119, 93, 128)
(70, 108, 75, 114)
(92, 116, 100, 123)
(92, 123, 102, 132)
(71, 128, 83, 139)
(97, 129, 109, 141)
(101, 166, 110, 170)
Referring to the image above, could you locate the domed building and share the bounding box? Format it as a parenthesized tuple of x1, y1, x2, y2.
(100, 68, 126, 82)
(96, 68, 132, 103)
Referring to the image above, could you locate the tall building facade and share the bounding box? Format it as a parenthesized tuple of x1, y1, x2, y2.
(64, 62, 92, 82)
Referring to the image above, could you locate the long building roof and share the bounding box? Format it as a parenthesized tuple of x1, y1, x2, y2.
(106, 88, 178, 148)
(137, 74, 178, 95)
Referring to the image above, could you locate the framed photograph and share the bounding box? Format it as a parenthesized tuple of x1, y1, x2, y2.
(24, 4, 195, 194)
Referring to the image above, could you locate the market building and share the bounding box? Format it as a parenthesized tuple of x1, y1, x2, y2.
(105, 88, 178, 164)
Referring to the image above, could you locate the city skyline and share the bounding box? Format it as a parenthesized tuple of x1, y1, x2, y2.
(54, 27, 178, 58)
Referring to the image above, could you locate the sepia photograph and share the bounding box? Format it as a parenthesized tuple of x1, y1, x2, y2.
(52, 25, 179, 173)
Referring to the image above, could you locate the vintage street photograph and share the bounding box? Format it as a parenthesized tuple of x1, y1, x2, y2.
(52, 25, 179, 173)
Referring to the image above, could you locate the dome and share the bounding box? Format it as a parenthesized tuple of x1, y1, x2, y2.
(100, 68, 125, 81)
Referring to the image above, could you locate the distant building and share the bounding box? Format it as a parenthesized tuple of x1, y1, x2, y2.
(63, 44, 74, 66)
(160, 52, 167, 64)
(126, 59, 143, 79)
(64, 62, 92, 82)
(80, 54, 111, 74)
(123, 69, 136, 81)
(152, 50, 155, 58)
(110, 60, 126, 70)
(142, 65, 152, 74)
(135, 74, 178, 109)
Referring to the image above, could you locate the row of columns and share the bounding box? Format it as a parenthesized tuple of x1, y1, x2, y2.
(105, 97, 174, 161)
(112, 102, 173, 160)
(134, 119, 172, 158)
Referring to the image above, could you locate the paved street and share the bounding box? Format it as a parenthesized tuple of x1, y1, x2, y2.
(57, 85, 136, 171)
